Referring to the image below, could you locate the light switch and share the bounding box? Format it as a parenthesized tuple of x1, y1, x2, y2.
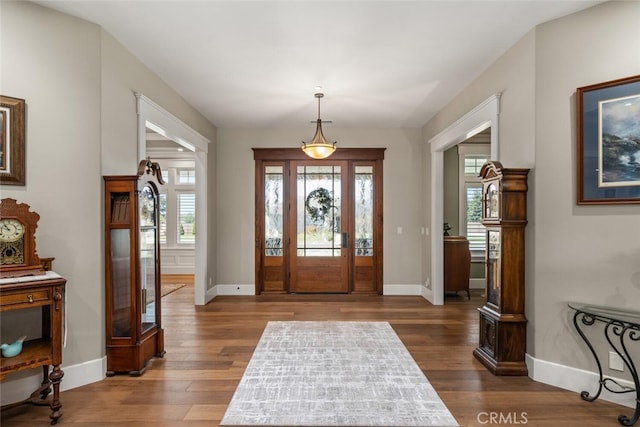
(397, 226, 403, 235)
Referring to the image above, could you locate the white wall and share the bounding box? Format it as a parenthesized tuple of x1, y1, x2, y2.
(216, 127, 425, 291)
(0, 1, 216, 402)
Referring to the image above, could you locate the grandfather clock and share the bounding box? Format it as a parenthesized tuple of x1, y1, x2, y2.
(473, 161, 529, 376)
(103, 159, 165, 375)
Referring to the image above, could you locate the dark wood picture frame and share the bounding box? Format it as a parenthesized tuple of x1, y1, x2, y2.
(576, 75, 640, 204)
(0, 95, 26, 186)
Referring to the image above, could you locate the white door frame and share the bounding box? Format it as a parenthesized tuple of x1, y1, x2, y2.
(136, 93, 210, 305)
(426, 94, 500, 305)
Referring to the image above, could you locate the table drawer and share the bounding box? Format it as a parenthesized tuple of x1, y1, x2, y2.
(1, 289, 51, 307)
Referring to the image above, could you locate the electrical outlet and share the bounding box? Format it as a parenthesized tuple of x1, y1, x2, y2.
(609, 351, 624, 372)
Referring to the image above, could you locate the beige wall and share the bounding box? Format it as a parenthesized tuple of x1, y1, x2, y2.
(0, 1, 216, 398)
(216, 127, 425, 288)
(424, 0, 640, 383)
(1, 1, 104, 370)
(532, 1, 640, 367)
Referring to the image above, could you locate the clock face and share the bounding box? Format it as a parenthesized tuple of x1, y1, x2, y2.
(0, 218, 25, 243)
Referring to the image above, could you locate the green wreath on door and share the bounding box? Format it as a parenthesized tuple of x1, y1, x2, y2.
(305, 188, 334, 222)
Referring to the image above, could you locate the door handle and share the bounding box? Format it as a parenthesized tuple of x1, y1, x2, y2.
(342, 232, 347, 248)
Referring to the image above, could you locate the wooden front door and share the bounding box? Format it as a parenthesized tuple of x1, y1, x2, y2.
(290, 161, 349, 293)
(254, 148, 384, 295)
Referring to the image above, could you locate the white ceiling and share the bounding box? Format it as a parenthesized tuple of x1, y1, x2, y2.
(36, 1, 602, 129)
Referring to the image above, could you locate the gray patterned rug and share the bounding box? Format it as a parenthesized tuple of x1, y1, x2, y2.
(221, 321, 458, 426)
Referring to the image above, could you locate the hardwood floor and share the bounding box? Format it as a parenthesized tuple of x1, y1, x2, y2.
(1, 286, 628, 426)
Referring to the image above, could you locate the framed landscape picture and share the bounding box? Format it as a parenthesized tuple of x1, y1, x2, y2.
(0, 95, 26, 186)
(576, 75, 640, 204)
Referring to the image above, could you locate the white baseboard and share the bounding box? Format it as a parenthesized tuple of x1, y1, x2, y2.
(526, 354, 635, 409)
(0, 356, 105, 406)
(215, 284, 255, 295)
(211, 284, 428, 297)
(383, 284, 423, 295)
(470, 278, 484, 289)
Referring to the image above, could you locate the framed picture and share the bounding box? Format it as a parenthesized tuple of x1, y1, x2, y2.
(577, 75, 640, 204)
(0, 95, 26, 186)
(576, 76, 640, 205)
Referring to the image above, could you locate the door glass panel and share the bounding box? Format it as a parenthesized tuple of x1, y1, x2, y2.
(140, 228, 157, 332)
(355, 166, 373, 256)
(265, 166, 283, 256)
(297, 165, 341, 256)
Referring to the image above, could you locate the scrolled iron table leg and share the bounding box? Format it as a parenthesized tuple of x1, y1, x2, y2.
(572, 308, 640, 426)
(573, 310, 605, 402)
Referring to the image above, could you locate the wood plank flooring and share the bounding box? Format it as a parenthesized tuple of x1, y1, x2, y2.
(1, 286, 629, 426)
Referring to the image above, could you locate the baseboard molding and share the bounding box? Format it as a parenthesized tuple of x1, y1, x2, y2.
(383, 284, 423, 295)
(215, 284, 255, 296)
(211, 284, 427, 297)
(526, 354, 635, 409)
(0, 356, 105, 406)
(470, 278, 484, 289)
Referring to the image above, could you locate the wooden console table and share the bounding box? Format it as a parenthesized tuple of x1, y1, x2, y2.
(0, 271, 67, 424)
(569, 303, 640, 426)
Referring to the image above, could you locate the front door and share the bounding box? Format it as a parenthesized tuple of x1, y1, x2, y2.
(254, 148, 384, 295)
(290, 162, 349, 293)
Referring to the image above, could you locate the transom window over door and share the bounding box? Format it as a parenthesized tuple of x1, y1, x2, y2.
(254, 148, 385, 295)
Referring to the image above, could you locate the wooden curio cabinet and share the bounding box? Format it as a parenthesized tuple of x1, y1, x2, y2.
(473, 161, 529, 376)
(103, 159, 165, 376)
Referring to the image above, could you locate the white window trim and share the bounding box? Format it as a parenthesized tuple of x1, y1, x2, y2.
(158, 160, 196, 249)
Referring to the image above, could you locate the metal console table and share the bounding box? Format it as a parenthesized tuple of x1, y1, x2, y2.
(569, 303, 640, 426)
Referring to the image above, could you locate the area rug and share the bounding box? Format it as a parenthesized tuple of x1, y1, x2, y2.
(220, 321, 458, 427)
(161, 283, 185, 297)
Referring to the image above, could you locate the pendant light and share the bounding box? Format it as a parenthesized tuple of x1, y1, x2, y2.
(301, 92, 336, 159)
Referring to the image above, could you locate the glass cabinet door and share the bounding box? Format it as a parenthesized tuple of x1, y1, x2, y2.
(110, 228, 132, 337)
(139, 184, 158, 334)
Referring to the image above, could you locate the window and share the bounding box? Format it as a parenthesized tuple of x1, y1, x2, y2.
(157, 161, 196, 247)
(177, 192, 195, 244)
(458, 145, 490, 259)
(178, 169, 195, 184)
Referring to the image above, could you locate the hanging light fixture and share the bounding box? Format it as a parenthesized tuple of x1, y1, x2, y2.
(301, 92, 336, 159)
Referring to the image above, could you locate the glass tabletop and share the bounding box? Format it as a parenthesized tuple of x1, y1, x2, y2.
(569, 302, 640, 327)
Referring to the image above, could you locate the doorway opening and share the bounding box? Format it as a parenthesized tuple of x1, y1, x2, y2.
(428, 94, 500, 305)
(136, 93, 210, 305)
